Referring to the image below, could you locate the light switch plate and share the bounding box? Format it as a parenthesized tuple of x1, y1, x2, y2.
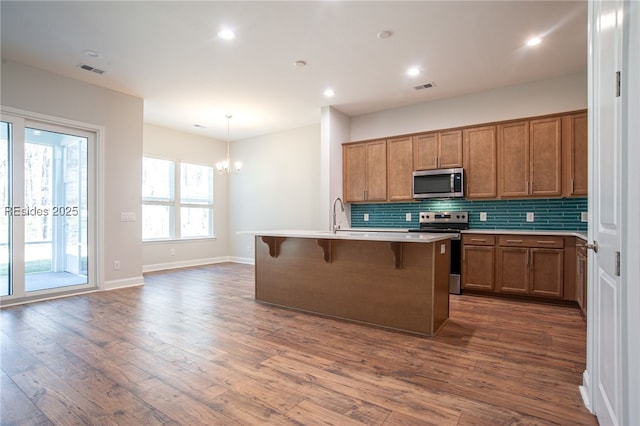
(581, 212, 588, 222)
(526, 212, 534, 222)
(120, 212, 136, 222)
(480, 212, 487, 222)
(405, 213, 412, 222)
(364, 213, 369, 222)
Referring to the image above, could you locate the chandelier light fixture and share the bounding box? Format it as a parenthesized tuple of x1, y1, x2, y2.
(216, 114, 242, 174)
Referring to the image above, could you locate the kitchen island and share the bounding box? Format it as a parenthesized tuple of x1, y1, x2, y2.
(254, 230, 453, 336)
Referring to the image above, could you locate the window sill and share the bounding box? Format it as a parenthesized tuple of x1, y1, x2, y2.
(143, 236, 217, 244)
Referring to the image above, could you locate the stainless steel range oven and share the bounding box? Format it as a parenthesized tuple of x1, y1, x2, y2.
(408, 211, 469, 294)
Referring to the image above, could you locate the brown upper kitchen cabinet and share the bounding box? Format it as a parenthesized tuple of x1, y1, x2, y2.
(562, 112, 588, 197)
(463, 126, 497, 199)
(498, 121, 530, 197)
(498, 117, 562, 198)
(530, 117, 562, 197)
(387, 136, 414, 201)
(414, 130, 463, 171)
(343, 140, 387, 202)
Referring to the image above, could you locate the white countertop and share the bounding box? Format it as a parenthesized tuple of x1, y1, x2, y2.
(243, 229, 454, 244)
(462, 229, 588, 240)
(240, 228, 587, 242)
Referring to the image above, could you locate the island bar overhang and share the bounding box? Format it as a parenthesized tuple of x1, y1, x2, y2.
(254, 232, 452, 337)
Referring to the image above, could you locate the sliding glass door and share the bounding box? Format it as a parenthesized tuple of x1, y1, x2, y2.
(1, 113, 95, 302)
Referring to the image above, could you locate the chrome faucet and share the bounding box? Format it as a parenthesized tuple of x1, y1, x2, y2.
(332, 197, 345, 233)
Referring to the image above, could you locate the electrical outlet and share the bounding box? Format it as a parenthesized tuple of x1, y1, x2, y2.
(581, 212, 588, 222)
(405, 213, 412, 222)
(480, 212, 487, 222)
(364, 213, 369, 222)
(526, 212, 535, 222)
(169, 248, 175, 256)
(113, 260, 121, 270)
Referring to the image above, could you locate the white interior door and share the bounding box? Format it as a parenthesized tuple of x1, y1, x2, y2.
(587, 0, 624, 424)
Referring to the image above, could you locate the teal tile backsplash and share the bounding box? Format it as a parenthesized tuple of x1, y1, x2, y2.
(350, 198, 588, 231)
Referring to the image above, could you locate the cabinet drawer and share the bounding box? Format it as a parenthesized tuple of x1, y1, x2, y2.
(498, 235, 564, 249)
(462, 235, 496, 246)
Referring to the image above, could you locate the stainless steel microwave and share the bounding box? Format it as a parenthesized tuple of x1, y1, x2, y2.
(412, 167, 464, 199)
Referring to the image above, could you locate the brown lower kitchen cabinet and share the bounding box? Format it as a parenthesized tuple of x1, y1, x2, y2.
(461, 235, 496, 291)
(575, 239, 588, 316)
(463, 233, 572, 302)
(496, 236, 564, 298)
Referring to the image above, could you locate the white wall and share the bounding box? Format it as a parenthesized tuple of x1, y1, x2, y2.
(350, 72, 588, 141)
(229, 124, 321, 262)
(1, 60, 144, 289)
(142, 123, 230, 271)
(321, 106, 351, 230)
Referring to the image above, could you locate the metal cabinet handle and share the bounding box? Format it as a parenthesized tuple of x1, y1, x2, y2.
(471, 238, 486, 242)
(506, 239, 523, 243)
(537, 241, 557, 245)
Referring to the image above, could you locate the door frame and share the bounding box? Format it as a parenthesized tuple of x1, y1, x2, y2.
(620, 1, 640, 422)
(0, 106, 105, 306)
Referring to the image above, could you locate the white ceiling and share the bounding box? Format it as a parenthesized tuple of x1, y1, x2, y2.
(1, 1, 587, 141)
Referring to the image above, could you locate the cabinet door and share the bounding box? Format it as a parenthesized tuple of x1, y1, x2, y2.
(387, 136, 413, 201)
(343, 143, 366, 202)
(530, 117, 562, 197)
(413, 133, 438, 170)
(576, 249, 587, 313)
(496, 247, 529, 294)
(438, 130, 463, 169)
(365, 140, 387, 201)
(530, 249, 564, 298)
(562, 112, 588, 196)
(498, 121, 530, 198)
(462, 245, 495, 291)
(463, 126, 497, 199)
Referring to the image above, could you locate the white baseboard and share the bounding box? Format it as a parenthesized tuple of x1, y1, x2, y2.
(102, 276, 145, 290)
(579, 370, 594, 414)
(142, 256, 240, 273)
(229, 256, 255, 265)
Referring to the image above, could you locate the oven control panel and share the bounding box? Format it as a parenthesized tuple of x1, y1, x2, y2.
(419, 211, 468, 224)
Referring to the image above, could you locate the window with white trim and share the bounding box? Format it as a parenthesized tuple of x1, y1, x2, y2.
(142, 157, 214, 240)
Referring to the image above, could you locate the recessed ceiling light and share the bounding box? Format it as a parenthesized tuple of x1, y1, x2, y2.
(407, 67, 420, 77)
(218, 28, 236, 40)
(377, 30, 393, 39)
(323, 88, 335, 98)
(193, 124, 206, 128)
(527, 37, 542, 47)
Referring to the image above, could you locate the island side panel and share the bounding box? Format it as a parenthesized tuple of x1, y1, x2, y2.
(431, 238, 451, 334)
(255, 235, 448, 336)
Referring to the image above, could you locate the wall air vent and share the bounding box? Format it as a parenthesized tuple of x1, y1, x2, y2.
(414, 82, 435, 90)
(78, 64, 105, 75)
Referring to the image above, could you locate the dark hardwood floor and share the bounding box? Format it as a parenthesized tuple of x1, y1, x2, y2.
(1, 263, 597, 425)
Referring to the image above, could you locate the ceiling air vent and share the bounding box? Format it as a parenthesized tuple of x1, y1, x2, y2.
(414, 82, 435, 90)
(78, 64, 105, 75)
